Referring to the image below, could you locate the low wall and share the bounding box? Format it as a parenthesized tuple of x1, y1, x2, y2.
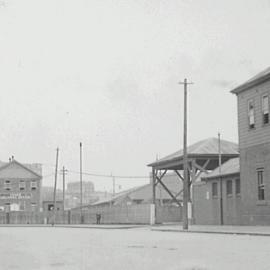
(71, 204, 151, 224)
(0, 204, 182, 224)
(156, 205, 182, 223)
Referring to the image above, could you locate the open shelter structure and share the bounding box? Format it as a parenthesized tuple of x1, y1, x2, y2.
(147, 137, 239, 224)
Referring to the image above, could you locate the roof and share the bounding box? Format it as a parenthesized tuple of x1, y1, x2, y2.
(90, 185, 149, 206)
(0, 159, 42, 178)
(86, 173, 183, 207)
(231, 66, 270, 94)
(201, 157, 239, 180)
(148, 137, 239, 169)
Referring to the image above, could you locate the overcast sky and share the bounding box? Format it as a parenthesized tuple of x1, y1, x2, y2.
(0, 0, 269, 192)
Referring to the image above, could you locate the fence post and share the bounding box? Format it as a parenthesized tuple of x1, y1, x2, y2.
(68, 210, 71, 224)
(6, 212, 10, 224)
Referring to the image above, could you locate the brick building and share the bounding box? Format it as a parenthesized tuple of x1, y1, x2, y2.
(193, 66, 270, 225)
(231, 66, 270, 225)
(0, 159, 42, 212)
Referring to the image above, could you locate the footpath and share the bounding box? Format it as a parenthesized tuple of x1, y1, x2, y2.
(2, 223, 270, 235)
(0, 224, 147, 230)
(151, 223, 270, 236)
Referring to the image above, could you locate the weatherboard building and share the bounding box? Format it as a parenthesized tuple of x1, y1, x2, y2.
(193, 66, 270, 225)
(231, 66, 270, 225)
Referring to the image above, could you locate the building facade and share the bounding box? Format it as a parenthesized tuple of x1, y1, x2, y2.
(193, 158, 242, 225)
(0, 159, 42, 212)
(232, 67, 270, 225)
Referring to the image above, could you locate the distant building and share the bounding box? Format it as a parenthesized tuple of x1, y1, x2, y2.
(65, 181, 95, 208)
(41, 186, 63, 212)
(0, 158, 42, 212)
(88, 173, 183, 207)
(42, 200, 64, 213)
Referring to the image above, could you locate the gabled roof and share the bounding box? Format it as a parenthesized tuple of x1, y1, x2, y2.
(87, 173, 183, 207)
(90, 185, 149, 206)
(148, 137, 239, 169)
(0, 159, 42, 178)
(231, 66, 270, 94)
(201, 157, 239, 180)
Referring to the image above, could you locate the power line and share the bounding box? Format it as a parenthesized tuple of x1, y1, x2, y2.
(42, 168, 179, 181)
(67, 170, 150, 179)
(43, 163, 150, 179)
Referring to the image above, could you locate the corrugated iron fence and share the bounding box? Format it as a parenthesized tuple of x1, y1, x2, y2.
(0, 204, 181, 224)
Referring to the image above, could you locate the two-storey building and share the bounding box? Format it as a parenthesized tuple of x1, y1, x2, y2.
(0, 158, 42, 212)
(231, 66, 270, 225)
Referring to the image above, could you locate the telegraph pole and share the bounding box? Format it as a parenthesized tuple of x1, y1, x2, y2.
(79, 142, 83, 223)
(113, 175, 115, 196)
(218, 133, 224, 225)
(61, 166, 68, 218)
(53, 148, 59, 225)
(179, 78, 193, 230)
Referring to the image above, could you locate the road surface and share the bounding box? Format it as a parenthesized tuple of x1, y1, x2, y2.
(0, 226, 269, 269)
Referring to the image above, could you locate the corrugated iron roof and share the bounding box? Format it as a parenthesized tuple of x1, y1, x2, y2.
(201, 157, 239, 180)
(231, 66, 270, 94)
(148, 137, 239, 167)
(90, 173, 184, 206)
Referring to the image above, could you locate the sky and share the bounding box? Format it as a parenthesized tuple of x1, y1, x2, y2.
(0, 0, 269, 192)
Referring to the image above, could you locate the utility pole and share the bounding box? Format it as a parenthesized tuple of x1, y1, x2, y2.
(218, 133, 224, 225)
(79, 142, 83, 224)
(53, 148, 59, 225)
(61, 166, 68, 219)
(179, 78, 193, 230)
(113, 175, 115, 197)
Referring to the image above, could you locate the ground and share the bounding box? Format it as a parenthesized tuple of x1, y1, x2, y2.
(1, 226, 270, 270)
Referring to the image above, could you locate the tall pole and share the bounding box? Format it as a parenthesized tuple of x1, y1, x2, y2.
(151, 167, 156, 225)
(179, 78, 193, 230)
(113, 175, 115, 196)
(61, 166, 68, 219)
(53, 148, 59, 225)
(80, 142, 83, 224)
(218, 133, 224, 225)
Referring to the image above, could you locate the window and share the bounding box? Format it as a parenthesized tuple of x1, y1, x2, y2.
(235, 178, 240, 195)
(31, 203, 36, 211)
(212, 182, 218, 198)
(257, 169, 265, 201)
(262, 95, 269, 124)
(226, 180, 233, 196)
(248, 99, 255, 129)
(31, 181, 37, 190)
(19, 180, 25, 191)
(4, 180, 11, 191)
(5, 203, 10, 212)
